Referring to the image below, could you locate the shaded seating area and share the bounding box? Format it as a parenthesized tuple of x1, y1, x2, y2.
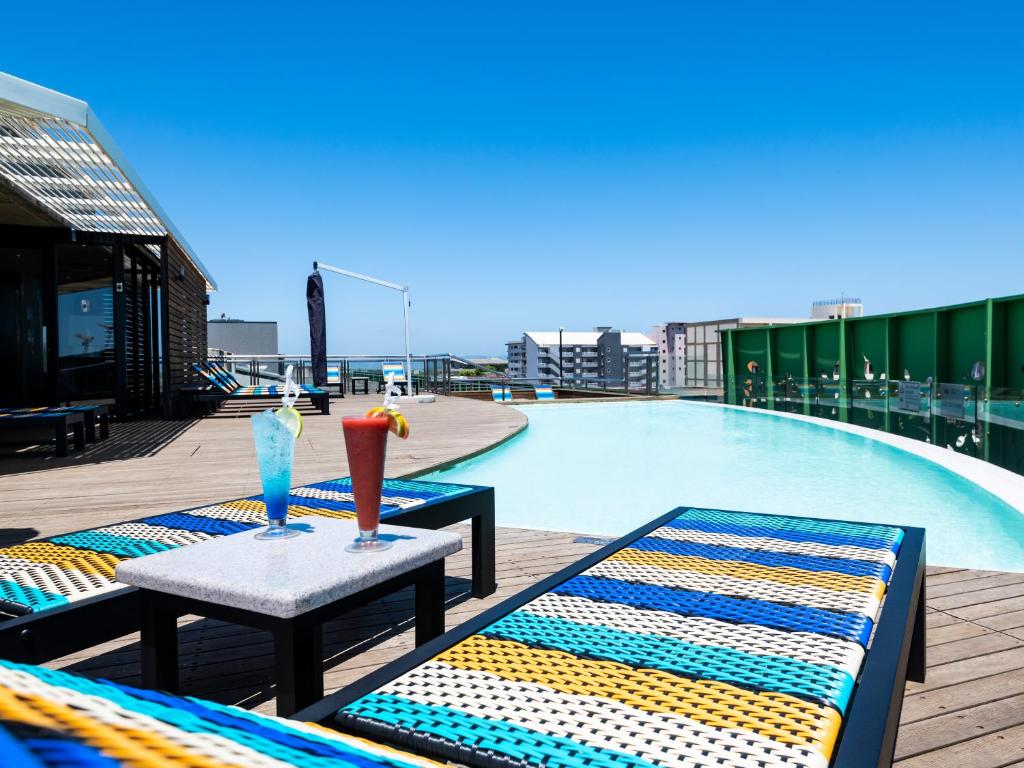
(190, 362, 331, 415)
(0, 405, 110, 457)
(306, 507, 925, 768)
(0, 478, 494, 663)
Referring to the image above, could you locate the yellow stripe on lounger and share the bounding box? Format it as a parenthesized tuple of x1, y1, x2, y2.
(609, 548, 885, 597)
(437, 635, 842, 754)
(0, 687, 252, 768)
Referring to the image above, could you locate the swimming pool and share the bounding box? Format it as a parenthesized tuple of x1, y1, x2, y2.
(421, 400, 1024, 571)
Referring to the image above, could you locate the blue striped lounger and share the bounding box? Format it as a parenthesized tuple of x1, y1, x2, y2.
(332, 506, 925, 768)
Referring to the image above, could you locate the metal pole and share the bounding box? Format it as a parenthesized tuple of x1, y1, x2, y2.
(559, 327, 564, 388)
(402, 287, 413, 395)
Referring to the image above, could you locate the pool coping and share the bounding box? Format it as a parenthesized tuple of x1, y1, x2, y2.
(684, 400, 1024, 516)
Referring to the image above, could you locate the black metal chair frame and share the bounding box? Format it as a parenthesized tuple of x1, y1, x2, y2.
(295, 506, 926, 768)
(184, 385, 331, 415)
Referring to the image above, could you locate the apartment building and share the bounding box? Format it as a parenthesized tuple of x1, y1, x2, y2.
(505, 328, 656, 386)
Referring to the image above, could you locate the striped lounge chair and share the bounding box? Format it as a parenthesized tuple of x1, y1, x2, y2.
(308, 507, 925, 768)
(489, 385, 512, 402)
(0, 658, 439, 768)
(377, 362, 419, 396)
(533, 384, 555, 400)
(0, 478, 495, 664)
(193, 362, 330, 415)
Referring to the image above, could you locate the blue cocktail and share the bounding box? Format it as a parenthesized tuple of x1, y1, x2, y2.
(251, 409, 300, 540)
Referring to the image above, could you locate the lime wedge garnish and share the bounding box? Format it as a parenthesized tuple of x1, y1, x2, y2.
(276, 405, 303, 438)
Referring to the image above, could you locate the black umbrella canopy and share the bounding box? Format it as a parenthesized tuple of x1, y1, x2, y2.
(307, 271, 327, 388)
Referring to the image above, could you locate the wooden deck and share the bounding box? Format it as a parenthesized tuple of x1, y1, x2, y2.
(45, 528, 1024, 767)
(0, 394, 526, 539)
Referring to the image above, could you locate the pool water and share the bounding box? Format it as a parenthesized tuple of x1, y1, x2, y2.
(422, 400, 1024, 571)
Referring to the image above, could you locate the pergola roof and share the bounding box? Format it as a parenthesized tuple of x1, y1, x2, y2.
(0, 72, 216, 289)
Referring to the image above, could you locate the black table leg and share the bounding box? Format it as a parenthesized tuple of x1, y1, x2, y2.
(414, 559, 446, 646)
(471, 509, 497, 598)
(54, 421, 68, 457)
(71, 421, 85, 451)
(141, 595, 179, 693)
(274, 619, 323, 716)
(83, 413, 97, 443)
(99, 413, 109, 440)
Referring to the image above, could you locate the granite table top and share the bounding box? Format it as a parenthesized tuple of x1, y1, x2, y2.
(116, 516, 462, 619)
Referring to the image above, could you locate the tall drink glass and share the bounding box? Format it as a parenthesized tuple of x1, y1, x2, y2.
(251, 409, 300, 540)
(342, 415, 391, 552)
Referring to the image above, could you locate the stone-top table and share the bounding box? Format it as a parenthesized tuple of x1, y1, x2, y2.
(117, 516, 462, 715)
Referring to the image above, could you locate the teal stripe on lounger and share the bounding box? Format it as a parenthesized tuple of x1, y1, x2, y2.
(482, 611, 854, 712)
(0, 581, 68, 613)
(345, 694, 659, 768)
(678, 509, 903, 549)
(49, 531, 174, 558)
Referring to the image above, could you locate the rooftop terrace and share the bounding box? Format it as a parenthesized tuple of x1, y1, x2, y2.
(1, 396, 1022, 765)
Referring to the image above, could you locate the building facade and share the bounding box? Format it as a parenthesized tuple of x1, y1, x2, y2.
(811, 298, 864, 320)
(652, 317, 807, 393)
(0, 73, 214, 418)
(651, 322, 686, 389)
(505, 328, 656, 386)
(208, 317, 279, 355)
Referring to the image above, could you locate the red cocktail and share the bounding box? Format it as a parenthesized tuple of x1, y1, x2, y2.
(342, 415, 391, 552)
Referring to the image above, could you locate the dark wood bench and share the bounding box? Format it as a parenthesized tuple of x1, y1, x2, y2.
(0, 409, 86, 457)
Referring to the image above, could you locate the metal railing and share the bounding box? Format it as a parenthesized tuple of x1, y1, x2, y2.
(209, 351, 661, 399)
(209, 353, 453, 395)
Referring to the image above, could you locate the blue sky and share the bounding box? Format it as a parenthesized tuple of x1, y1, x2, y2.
(4, 3, 1023, 355)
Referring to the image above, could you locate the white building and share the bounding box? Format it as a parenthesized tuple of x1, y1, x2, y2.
(505, 328, 657, 386)
(812, 298, 864, 319)
(651, 322, 686, 389)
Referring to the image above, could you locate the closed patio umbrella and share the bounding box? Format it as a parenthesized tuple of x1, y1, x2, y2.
(307, 271, 327, 388)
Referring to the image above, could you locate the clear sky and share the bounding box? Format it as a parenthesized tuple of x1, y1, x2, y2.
(4, 3, 1023, 356)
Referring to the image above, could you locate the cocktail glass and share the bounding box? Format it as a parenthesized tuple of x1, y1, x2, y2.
(342, 415, 391, 552)
(251, 409, 300, 540)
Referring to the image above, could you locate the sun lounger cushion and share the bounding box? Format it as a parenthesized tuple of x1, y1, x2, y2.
(534, 385, 555, 400)
(336, 507, 904, 768)
(0, 658, 438, 768)
(194, 363, 327, 397)
(0, 478, 475, 619)
(381, 363, 408, 382)
(489, 386, 512, 402)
